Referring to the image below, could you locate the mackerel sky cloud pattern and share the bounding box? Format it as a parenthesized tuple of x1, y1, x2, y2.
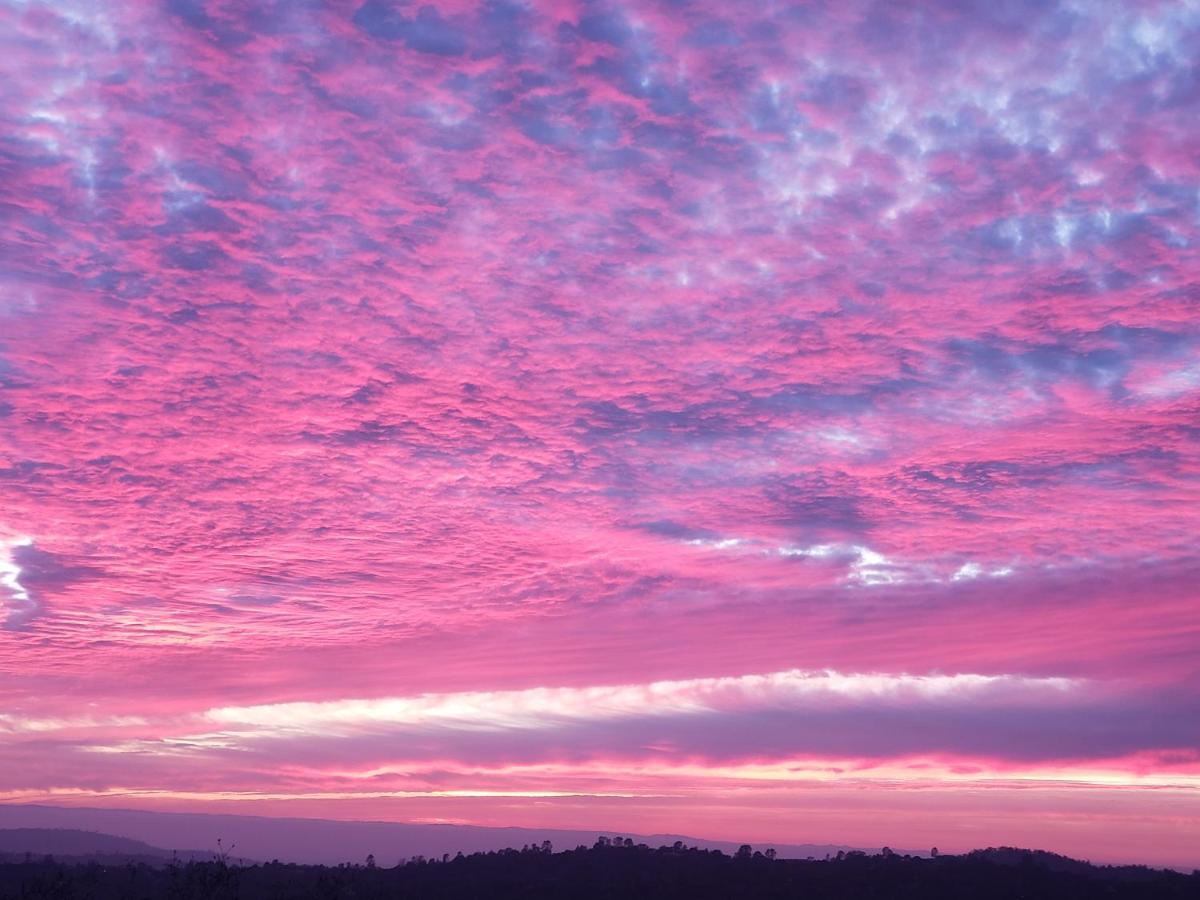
(1, 0, 1199, 868)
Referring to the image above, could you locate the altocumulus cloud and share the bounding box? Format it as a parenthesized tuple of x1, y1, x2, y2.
(0, 0, 1198, 867)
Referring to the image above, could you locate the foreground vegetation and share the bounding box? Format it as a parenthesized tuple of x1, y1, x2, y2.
(0, 838, 1194, 899)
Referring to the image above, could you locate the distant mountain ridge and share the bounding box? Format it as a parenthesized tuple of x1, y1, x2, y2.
(0, 804, 878, 867)
(0, 828, 216, 864)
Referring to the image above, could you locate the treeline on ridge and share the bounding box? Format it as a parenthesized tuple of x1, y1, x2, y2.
(0, 835, 1195, 899)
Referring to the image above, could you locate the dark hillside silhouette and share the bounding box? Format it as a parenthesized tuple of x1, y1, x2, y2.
(0, 829, 217, 864)
(0, 805, 870, 866)
(0, 837, 1193, 899)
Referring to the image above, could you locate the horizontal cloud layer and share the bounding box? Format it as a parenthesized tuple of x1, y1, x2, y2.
(3, 668, 1196, 783)
(1, 0, 1198, 869)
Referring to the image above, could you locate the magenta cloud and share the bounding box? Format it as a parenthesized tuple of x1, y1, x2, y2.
(0, 0, 1198, 868)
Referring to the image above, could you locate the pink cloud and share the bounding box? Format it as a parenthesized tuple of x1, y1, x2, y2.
(0, 0, 1198, 867)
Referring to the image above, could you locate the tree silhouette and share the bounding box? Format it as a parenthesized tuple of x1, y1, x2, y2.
(0, 838, 1194, 899)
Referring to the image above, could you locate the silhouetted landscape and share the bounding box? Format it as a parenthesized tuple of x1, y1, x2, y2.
(5, 0, 1200, 891)
(0, 829, 216, 867)
(0, 830, 1194, 899)
(0, 805, 872, 868)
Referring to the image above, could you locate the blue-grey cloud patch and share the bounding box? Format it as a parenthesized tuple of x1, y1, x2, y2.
(760, 473, 869, 535)
(3, 545, 105, 631)
(629, 520, 719, 542)
(944, 327, 1195, 396)
(354, 1, 467, 55)
(577, 10, 634, 47)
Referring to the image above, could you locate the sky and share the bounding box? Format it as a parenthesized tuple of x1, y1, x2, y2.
(1, 0, 1199, 870)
